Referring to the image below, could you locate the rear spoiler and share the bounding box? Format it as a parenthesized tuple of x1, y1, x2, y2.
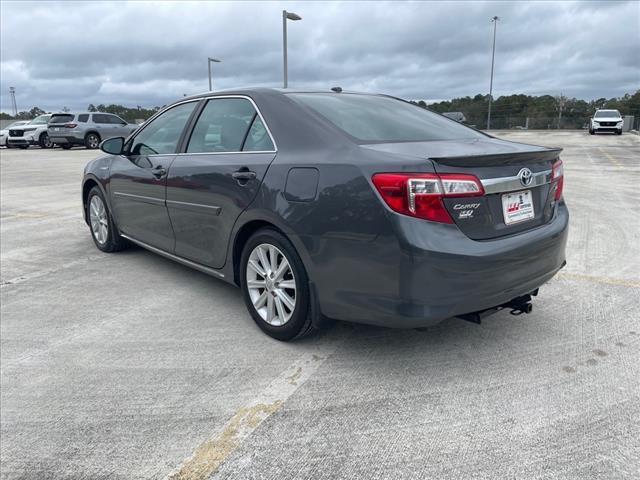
(429, 148, 562, 167)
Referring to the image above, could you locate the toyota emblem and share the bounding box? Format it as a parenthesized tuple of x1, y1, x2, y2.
(518, 168, 533, 187)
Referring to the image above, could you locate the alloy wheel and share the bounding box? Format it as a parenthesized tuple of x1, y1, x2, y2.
(88, 134, 99, 149)
(246, 243, 297, 326)
(89, 195, 109, 245)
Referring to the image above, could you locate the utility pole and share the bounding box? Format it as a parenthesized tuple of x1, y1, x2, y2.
(9, 87, 18, 116)
(487, 16, 499, 130)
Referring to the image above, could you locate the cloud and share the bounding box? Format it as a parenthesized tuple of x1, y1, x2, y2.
(1, 0, 638, 112)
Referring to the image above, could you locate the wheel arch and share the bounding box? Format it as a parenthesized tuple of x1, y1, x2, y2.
(82, 176, 107, 224)
(231, 219, 286, 286)
(84, 130, 101, 141)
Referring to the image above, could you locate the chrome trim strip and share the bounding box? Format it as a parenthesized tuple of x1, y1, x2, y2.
(120, 234, 225, 279)
(481, 169, 552, 194)
(166, 199, 222, 215)
(113, 191, 165, 206)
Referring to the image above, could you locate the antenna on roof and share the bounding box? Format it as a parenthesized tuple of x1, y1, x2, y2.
(331, 86, 342, 93)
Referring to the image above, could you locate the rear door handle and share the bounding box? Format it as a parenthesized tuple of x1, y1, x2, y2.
(232, 169, 257, 182)
(152, 166, 167, 178)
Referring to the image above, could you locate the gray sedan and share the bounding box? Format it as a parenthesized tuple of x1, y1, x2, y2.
(81, 88, 568, 340)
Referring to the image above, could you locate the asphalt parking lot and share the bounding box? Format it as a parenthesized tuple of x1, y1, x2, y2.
(1, 131, 639, 479)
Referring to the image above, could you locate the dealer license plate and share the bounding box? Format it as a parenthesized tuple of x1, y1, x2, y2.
(502, 190, 534, 225)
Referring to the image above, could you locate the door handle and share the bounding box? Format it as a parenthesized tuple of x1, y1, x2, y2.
(232, 169, 256, 183)
(152, 166, 167, 178)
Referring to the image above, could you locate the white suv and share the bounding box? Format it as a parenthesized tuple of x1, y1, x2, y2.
(589, 109, 623, 135)
(6, 114, 53, 148)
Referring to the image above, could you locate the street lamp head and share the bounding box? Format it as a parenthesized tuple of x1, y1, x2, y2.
(284, 11, 302, 21)
(491, 16, 499, 21)
(208, 57, 221, 63)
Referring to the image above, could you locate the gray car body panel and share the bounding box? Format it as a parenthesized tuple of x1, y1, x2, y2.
(83, 88, 568, 328)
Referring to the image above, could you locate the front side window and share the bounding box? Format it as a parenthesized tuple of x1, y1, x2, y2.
(92, 114, 109, 124)
(107, 115, 126, 124)
(129, 102, 197, 156)
(187, 98, 261, 153)
(289, 93, 484, 143)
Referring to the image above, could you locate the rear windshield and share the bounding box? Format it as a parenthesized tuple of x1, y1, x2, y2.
(49, 114, 74, 124)
(289, 93, 484, 143)
(595, 110, 621, 118)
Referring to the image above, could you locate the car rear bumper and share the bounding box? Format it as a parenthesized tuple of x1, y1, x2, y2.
(312, 202, 569, 328)
(50, 135, 84, 145)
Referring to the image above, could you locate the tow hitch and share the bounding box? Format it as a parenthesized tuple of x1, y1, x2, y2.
(457, 289, 537, 324)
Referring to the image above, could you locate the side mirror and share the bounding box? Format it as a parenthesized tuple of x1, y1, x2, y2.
(100, 137, 125, 155)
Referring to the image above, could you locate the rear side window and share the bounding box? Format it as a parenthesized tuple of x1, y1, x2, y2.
(49, 114, 74, 124)
(187, 98, 258, 153)
(289, 93, 484, 143)
(78, 114, 89, 123)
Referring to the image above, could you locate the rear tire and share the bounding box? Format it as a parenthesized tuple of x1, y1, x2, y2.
(86, 186, 129, 253)
(39, 132, 53, 149)
(240, 228, 315, 341)
(85, 133, 101, 149)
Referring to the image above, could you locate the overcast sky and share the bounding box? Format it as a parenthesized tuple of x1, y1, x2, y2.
(1, 0, 638, 113)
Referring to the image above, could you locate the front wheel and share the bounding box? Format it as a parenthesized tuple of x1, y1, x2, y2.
(39, 132, 53, 149)
(240, 229, 315, 341)
(616, 129, 622, 135)
(86, 187, 129, 252)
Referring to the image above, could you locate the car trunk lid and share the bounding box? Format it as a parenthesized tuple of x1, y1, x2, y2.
(363, 138, 562, 240)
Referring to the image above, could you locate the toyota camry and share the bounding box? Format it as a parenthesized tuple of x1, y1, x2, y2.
(82, 88, 568, 340)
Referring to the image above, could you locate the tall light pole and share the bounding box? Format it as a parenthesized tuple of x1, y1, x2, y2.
(282, 10, 302, 88)
(9, 87, 18, 116)
(208, 57, 221, 91)
(487, 16, 499, 130)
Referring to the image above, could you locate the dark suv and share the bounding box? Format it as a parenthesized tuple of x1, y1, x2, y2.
(48, 112, 138, 149)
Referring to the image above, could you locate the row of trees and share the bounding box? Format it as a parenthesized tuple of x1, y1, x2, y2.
(418, 90, 640, 129)
(2, 90, 639, 129)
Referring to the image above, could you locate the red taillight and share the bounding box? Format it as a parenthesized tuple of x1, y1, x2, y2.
(372, 172, 484, 224)
(552, 159, 564, 201)
(64, 123, 77, 128)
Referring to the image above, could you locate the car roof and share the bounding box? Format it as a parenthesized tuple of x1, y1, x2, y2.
(173, 87, 386, 107)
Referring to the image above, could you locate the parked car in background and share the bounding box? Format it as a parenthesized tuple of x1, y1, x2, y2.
(0, 120, 30, 147)
(6, 115, 53, 149)
(82, 88, 568, 341)
(442, 112, 466, 123)
(589, 109, 623, 135)
(48, 112, 138, 149)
